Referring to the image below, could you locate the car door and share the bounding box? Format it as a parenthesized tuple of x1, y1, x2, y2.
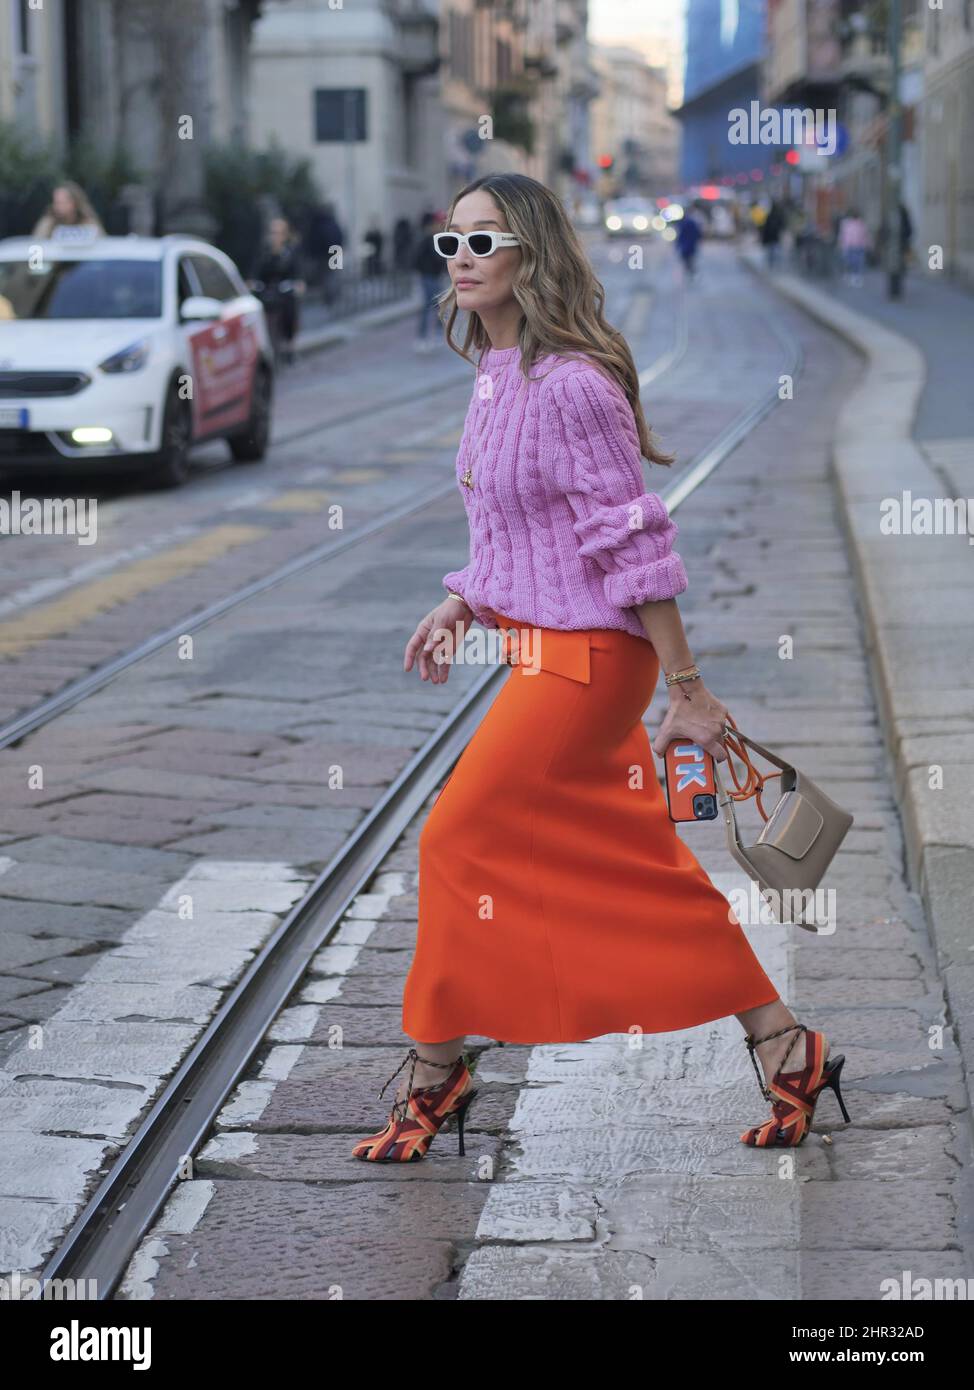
(175, 256, 208, 442)
(190, 252, 257, 430)
(184, 253, 253, 436)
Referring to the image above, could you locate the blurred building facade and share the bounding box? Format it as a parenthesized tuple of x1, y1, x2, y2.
(249, 0, 606, 268)
(0, 0, 265, 235)
(921, 1, 974, 283)
(762, 0, 973, 284)
(763, 1, 921, 243)
(590, 47, 679, 198)
(2, 0, 695, 268)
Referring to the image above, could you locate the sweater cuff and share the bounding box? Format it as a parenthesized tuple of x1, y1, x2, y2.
(603, 550, 689, 606)
(442, 570, 498, 629)
(570, 492, 688, 606)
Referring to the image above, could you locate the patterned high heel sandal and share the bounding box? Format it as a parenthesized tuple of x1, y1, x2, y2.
(351, 1047, 478, 1162)
(740, 1023, 851, 1147)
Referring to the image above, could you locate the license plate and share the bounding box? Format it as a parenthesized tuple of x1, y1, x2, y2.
(0, 408, 29, 428)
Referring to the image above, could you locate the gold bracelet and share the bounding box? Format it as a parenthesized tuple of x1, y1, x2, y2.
(664, 664, 701, 686)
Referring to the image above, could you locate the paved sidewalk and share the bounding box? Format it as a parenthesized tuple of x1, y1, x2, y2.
(745, 251, 974, 1153)
(291, 286, 420, 359)
(787, 261, 974, 442)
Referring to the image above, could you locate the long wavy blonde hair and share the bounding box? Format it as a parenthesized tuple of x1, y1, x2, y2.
(437, 172, 673, 467)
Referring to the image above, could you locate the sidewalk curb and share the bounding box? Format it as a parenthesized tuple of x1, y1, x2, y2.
(741, 249, 974, 1131)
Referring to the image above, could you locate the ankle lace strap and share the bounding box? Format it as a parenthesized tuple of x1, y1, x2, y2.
(378, 1047, 462, 1119)
(743, 1023, 806, 1100)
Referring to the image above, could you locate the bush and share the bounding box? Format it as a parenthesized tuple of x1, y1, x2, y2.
(0, 121, 146, 238)
(0, 121, 62, 237)
(204, 139, 322, 276)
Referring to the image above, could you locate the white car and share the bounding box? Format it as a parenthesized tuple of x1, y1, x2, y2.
(0, 233, 274, 487)
(604, 197, 656, 236)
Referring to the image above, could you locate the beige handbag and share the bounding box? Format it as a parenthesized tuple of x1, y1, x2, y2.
(714, 715, 854, 931)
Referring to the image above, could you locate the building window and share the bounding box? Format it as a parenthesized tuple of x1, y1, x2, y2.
(314, 89, 368, 142)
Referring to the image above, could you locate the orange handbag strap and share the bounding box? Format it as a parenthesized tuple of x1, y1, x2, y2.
(720, 713, 782, 822)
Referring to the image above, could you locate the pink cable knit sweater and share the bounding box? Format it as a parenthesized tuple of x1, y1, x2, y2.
(442, 343, 688, 641)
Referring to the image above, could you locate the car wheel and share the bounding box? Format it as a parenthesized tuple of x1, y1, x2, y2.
(228, 364, 272, 463)
(146, 383, 193, 489)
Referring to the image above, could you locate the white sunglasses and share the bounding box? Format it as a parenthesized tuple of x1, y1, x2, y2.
(433, 231, 521, 259)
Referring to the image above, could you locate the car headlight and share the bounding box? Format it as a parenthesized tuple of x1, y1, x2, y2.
(98, 339, 150, 373)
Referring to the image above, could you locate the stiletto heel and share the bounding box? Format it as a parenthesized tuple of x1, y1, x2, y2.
(453, 1090, 477, 1155)
(822, 1054, 851, 1123)
(351, 1048, 477, 1162)
(740, 1023, 852, 1147)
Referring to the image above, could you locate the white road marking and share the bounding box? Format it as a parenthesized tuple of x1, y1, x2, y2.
(461, 871, 798, 1293)
(98, 869, 415, 1294)
(0, 860, 311, 1275)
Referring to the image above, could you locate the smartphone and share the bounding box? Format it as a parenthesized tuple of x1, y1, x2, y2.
(664, 739, 719, 822)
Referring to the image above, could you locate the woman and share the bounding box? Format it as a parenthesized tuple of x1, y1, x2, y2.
(32, 181, 105, 238)
(352, 173, 848, 1162)
(250, 217, 305, 363)
(838, 209, 870, 287)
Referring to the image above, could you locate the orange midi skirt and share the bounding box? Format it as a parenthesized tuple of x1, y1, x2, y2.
(401, 611, 780, 1044)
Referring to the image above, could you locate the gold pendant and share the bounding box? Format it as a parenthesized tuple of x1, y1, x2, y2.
(460, 466, 473, 488)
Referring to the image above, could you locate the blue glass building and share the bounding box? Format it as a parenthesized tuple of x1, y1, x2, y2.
(678, 0, 770, 183)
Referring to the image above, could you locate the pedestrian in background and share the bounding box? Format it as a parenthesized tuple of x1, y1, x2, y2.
(250, 216, 305, 364)
(306, 202, 343, 305)
(412, 212, 447, 352)
(760, 199, 785, 270)
(838, 208, 870, 287)
(32, 181, 105, 239)
(362, 215, 383, 276)
(675, 208, 702, 281)
(899, 201, 914, 268)
(352, 170, 846, 1163)
(393, 216, 414, 272)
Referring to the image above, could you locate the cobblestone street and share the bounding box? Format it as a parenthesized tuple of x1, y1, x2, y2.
(2, 229, 972, 1319)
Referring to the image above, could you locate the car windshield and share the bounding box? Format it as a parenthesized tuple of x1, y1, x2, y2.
(0, 258, 163, 319)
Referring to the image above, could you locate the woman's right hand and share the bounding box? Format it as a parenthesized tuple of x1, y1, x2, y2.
(404, 597, 472, 684)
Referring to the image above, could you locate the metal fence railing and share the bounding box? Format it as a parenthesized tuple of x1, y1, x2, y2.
(309, 268, 415, 321)
(790, 233, 839, 280)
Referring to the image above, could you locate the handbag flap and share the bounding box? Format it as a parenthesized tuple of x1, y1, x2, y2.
(755, 789, 824, 860)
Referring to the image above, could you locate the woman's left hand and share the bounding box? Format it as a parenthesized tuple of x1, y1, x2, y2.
(651, 680, 730, 763)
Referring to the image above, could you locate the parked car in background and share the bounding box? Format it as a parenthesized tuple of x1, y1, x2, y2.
(0, 233, 274, 488)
